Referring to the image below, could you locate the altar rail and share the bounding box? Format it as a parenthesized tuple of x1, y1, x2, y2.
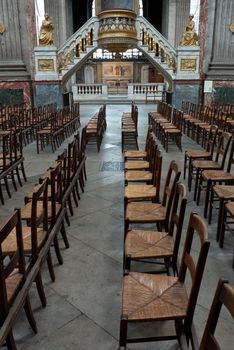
(72, 83, 167, 102)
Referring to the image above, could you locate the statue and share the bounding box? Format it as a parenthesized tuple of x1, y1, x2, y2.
(180, 15, 198, 46)
(39, 13, 54, 46)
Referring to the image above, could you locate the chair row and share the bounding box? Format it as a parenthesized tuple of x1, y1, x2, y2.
(121, 102, 138, 152)
(0, 130, 27, 205)
(0, 128, 87, 349)
(36, 105, 80, 153)
(148, 101, 183, 152)
(119, 129, 233, 348)
(184, 127, 234, 267)
(181, 100, 234, 144)
(84, 104, 107, 152)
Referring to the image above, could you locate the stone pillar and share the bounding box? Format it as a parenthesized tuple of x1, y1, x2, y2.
(172, 46, 201, 108)
(34, 46, 63, 107)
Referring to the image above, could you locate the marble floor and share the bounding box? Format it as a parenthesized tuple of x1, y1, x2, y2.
(0, 104, 233, 350)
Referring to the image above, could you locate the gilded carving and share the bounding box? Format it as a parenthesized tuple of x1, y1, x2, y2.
(180, 59, 197, 71)
(38, 59, 54, 71)
(0, 22, 6, 34)
(180, 15, 198, 46)
(229, 23, 234, 33)
(39, 13, 54, 46)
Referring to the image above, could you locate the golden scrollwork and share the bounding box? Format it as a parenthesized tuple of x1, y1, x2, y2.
(0, 22, 6, 34)
(180, 15, 198, 46)
(38, 59, 54, 71)
(180, 58, 197, 71)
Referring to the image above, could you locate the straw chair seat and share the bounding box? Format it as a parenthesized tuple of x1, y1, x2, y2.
(125, 170, 152, 182)
(125, 229, 174, 259)
(126, 202, 166, 222)
(192, 160, 222, 169)
(202, 170, 234, 181)
(2, 227, 47, 255)
(125, 160, 149, 171)
(121, 272, 188, 321)
(125, 185, 157, 200)
(213, 185, 234, 198)
(6, 269, 23, 303)
(185, 150, 210, 158)
(124, 150, 147, 159)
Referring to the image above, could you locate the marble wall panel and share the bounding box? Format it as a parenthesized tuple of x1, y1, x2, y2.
(34, 83, 63, 107)
(0, 81, 33, 107)
(172, 82, 201, 108)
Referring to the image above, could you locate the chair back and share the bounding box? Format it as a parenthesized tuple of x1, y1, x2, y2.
(50, 163, 63, 226)
(152, 149, 162, 203)
(199, 279, 234, 350)
(204, 125, 218, 155)
(161, 160, 181, 224)
(225, 138, 234, 173)
(179, 212, 210, 335)
(168, 182, 187, 274)
(30, 179, 48, 261)
(0, 209, 25, 314)
(214, 131, 232, 168)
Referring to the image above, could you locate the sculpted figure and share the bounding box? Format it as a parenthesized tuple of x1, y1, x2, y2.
(180, 15, 198, 46)
(39, 13, 54, 46)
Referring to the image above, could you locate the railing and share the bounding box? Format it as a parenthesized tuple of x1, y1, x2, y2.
(72, 84, 108, 101)
(128, 83, 166, 102)
(136, 16, 177, 74)
(57, 16, 99, 71)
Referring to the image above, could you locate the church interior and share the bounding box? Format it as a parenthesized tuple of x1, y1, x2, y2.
(0, 1, 233, 349)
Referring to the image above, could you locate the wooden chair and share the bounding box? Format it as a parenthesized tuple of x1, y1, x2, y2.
(219, 200, 234, 266)
(125, 160, 181, 233)
(124, 148, 162, 204)
(124, 182, 187, 275)
(190, 131, 232, 201)
(199, 279, 234, 350)
(124, 126, 153, 161)
(161, 108, 183, 152)
(119, 212, 210, 349)
(121, 105, 139, 152)
(197, 139, 234, 219)
(3, 179, 55, 307)
(0, 209, 37, 349)
(184, 125, 218, 187)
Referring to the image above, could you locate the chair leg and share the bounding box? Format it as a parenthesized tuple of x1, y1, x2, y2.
(4, 176, 12, 198)
(119, 317, 128, 349)
(61, 221, 69, 249)
(11, 170, 18, 191)
(203, 180, 211, 218)
(35, 272, 47, 307)
(47, 250, 55, 282)
(53, 235, 63, 265)
(24, 295, 38, 333)
(0, 182, 4, 205)
(6, 330, 17, 350)
(15, 166, 23, 187)
(216, 198, 224, 243)
(218, 203, 226, 248)
(20, 162, 27, 182)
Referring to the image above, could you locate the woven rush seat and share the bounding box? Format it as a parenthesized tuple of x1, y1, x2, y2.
(124, 150, 147, 159)
(202, 169, 234, 181)
(6, 269, 23, 303)
(125, 184, 157, 200)
(125, 160, 149, 171)
(125, 170, 152, 183)
(213, 185, 234, 198)
(121, 272, 187, 321)
(192, 160, 222, 169)
(125, 229, 174, 259)
(185, 149, 211, 158)
(126, 202, 166, 222)
(2, 227, 47, 255)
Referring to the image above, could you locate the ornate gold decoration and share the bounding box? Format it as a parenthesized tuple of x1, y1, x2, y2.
(61, 53, 65, 69)
(229, 23, 234, 33)
(180, 15, 198, 46)
(38, 59, 54, 71)
(39, 13, 54, 46)
(67, 47, 71, 65)
(0, 22, 6, 34)
(180, 58, 197, 71)
(98, 10, 137, 52)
